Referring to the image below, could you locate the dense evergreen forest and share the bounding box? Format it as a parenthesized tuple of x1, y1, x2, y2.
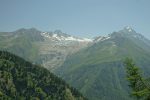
(0, 51, 87, 100)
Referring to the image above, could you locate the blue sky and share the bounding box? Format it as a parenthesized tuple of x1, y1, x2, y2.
(0, 0, 150, 38)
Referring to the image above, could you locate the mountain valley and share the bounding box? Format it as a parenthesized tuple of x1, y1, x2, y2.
(0, 27, 150, 100)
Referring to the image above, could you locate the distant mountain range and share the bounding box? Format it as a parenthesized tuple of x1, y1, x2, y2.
(41, 30, 92, 42)
(1, 27, 150, 100)
(0, 28, 92, 71)
(56, 27, 150, 100)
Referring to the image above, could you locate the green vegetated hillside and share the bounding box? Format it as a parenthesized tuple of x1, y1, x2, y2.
(0, 51, 87, 100)
(0, 28, 43, 61)
(0, 28, 90, 71)
(55, 28, 150, 100)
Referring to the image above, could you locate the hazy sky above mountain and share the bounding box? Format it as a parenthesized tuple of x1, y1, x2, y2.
(0, 0, 150, 38)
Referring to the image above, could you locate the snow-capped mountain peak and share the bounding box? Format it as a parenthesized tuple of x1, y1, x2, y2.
(52, 34, 58, 38)
(94, 36, 111, 42)
(41, 31, 92, 42)
(124, 26, 134, 32)
(125, 26, 132, 30)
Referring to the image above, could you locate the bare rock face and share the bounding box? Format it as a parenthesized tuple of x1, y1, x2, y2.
(36, 31, 92, 71)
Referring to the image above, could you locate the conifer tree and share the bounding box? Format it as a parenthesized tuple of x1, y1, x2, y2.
(124, 58, 150, 100)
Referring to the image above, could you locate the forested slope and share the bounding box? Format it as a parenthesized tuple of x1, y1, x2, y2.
(0, 51, 86, 100)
